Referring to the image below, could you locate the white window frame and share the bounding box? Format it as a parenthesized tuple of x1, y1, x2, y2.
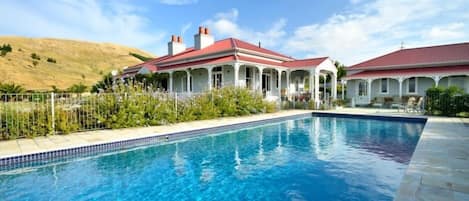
(212, 67, 223, 89)
(245, 67, 252, 89)
(357, 80, 368, 96)
(407, 77, 418, 94)
(380, 78, 389, 94)
(262, 72, 271, 92)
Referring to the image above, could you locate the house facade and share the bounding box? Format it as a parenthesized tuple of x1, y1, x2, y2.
(345, 43, 469, 106)
(123, 27, 338, 104)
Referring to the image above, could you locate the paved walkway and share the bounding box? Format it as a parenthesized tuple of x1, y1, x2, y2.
(0, 110, 312, 159)
(393, 116, 469, 201)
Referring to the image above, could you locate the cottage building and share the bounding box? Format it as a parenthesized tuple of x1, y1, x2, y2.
(122, 27, 338, 104)
(345, 42, 469, 106)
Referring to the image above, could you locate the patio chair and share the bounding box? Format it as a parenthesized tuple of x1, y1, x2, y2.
(371, 97, 384, 108)
(392, 97, 405, 111)
(414, 97, 424, 113)
(405, 97, 416, 113)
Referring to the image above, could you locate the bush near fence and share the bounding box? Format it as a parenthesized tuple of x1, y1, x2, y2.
(0, 85, 277, 140)
(425, 86, 469, 117)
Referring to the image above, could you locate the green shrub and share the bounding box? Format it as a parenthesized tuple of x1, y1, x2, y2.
(0, 44, 12, 56)
(308, 100, 316, 110)
(31, 53, 40, 60)
(67, 83, 88, 93)
(47, 57, 57, 63)
(0, 83, 279, 140)
(264, 100, 278, 113)
(426, 86, 468, 117)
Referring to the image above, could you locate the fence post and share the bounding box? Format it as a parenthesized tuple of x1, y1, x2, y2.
(175, 92, 178, 120)
(51, 92, 56, 134)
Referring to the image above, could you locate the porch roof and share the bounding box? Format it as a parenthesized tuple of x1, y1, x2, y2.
(157, 55, 236, 70)
(345, 65, 469, 80)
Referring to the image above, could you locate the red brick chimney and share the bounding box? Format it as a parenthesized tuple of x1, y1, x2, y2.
(168, 35, 186, 55)
(194, 26, 214, 50)
(199, 26, 204, 34)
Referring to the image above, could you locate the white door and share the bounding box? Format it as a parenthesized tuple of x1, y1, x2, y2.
(356, 80, 369, 105)
(212, 72, 222, 89)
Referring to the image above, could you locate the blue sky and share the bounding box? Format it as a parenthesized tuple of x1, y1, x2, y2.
(1, 0, 468, 65)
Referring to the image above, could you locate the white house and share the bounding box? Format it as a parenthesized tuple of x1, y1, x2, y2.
(345, 42, 469, 106)
(123, 26, 338, 103)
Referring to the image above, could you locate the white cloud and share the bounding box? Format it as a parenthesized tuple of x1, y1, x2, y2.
(0, 0, 166, 55)
(283, 0, 469, 65)
(180, 22, 192, 35)
(425, 22, 465, 40)
(159, 0, 198, 5)
(203, 9, 287, 49)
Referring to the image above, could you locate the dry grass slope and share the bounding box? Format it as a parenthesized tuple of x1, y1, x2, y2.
(0, 36, 154, 90)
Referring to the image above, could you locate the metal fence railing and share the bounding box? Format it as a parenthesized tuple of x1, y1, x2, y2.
(0, 92, 207, 140)
(0, 90, 334, 140)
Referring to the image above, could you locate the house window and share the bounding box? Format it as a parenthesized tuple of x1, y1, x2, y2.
(262, 73, 271, 92)
(408, 77, 417, 93)
(245, 68, 252, 89)
(380, 78, 388, 93)
(212, 67, 223, 89)
(276, 71, 279, 89)
(358, 81, 367, 96)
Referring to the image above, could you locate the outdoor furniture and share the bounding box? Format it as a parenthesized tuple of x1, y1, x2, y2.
(414, 97, 424, 113)
(392, 97, 405, 111)
(371, 97, 384, 108)
(405, 97, 416, 113)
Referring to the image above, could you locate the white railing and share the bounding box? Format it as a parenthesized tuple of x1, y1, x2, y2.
(0, 92, 206, 139)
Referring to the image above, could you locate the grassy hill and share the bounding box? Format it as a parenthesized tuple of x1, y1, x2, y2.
(0, 36, 154, 90)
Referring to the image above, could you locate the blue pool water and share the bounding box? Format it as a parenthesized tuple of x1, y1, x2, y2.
(0, 116, 424, 201)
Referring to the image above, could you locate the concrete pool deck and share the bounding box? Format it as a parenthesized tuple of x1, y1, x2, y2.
(0, 108, 468, 200)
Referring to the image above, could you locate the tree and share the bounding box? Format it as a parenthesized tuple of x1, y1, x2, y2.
(0, 82, 25, 93)
(51, 85, 63, 93)
(67, 83, 88, 93)
(129, 52, 152, 61)
(334, 61, 347, 80)
(91, 73, 114, 93)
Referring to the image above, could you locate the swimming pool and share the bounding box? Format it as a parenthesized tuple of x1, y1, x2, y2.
(0, 115, 424, 201)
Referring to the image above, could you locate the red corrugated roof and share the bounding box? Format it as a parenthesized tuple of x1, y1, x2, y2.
(233, 38, 291, 59)
(346, 65, 469, 79)
(350, 42, 469, 69)
(158, 38, 292, 64)
(126, 37, 328, 74)
(283, 57, 328, 68)
(160, 55, 236, 70)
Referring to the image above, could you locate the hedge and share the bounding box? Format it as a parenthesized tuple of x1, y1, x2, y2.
(425, 86, 469, 117)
